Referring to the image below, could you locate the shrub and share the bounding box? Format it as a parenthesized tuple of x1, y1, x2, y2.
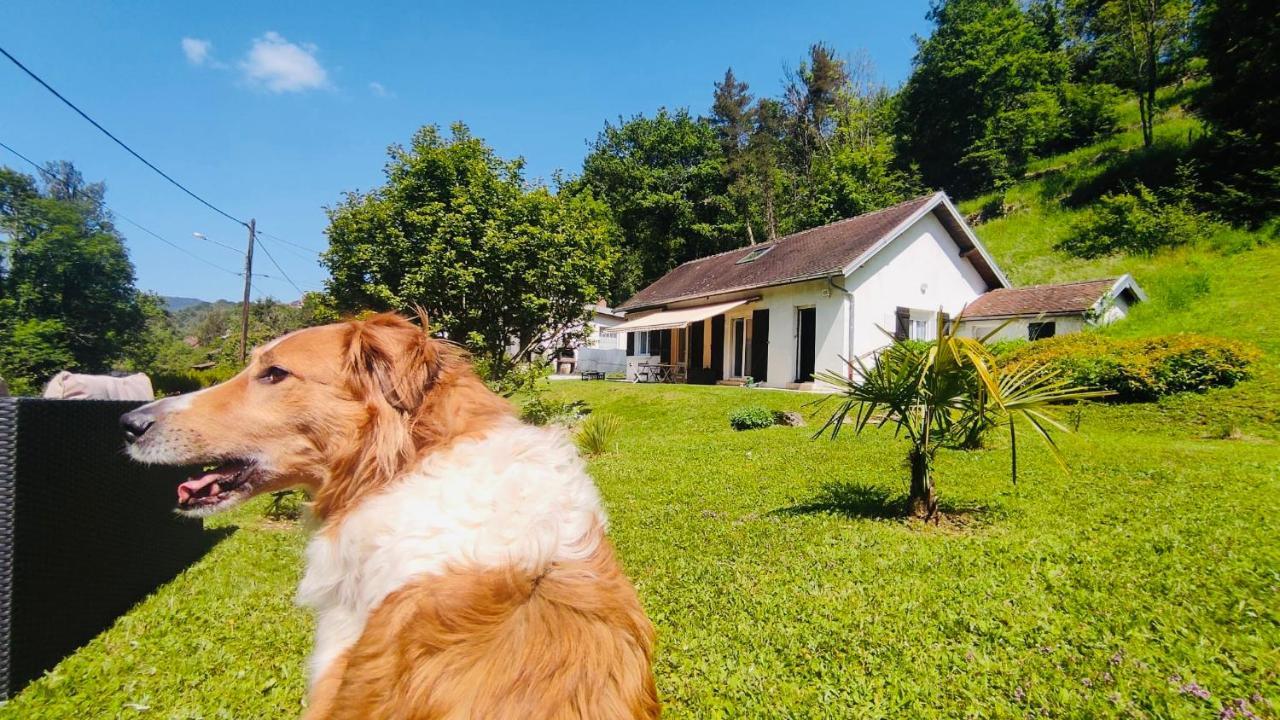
(1000, 333, 1259, 402)
(1059, 182, 1208, 258)
(729, 406, 775, 431)
(576, 414, 622, 456)
(521, 395, 589, 426)
(150, 366, 239, 396)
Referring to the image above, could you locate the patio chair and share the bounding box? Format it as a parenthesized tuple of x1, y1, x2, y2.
(672, 362, 688, 383)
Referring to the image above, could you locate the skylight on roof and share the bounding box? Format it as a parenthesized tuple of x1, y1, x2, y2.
(736, 245, 774, 264)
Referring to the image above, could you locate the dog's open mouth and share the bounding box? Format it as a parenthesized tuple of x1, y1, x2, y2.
(178, 460, 260, 510)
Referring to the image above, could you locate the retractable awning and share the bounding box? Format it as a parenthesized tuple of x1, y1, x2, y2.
(602, 298, 751, 334)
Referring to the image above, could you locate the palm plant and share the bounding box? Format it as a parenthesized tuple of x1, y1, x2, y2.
(813, 314, 1110, 520)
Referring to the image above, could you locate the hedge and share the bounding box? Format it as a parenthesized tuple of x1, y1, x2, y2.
(999, 333, 1259, 402)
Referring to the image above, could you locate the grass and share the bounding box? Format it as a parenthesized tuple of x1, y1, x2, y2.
(3, 91, 1278, 718)
(3, 380, 1274, 718)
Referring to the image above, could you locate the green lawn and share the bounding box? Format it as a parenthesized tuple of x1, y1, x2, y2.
(2, 378, 1276, 718)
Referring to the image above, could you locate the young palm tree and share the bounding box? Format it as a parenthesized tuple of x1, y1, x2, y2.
(813, 314, 1109, 519)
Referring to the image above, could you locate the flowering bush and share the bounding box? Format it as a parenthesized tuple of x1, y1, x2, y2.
(999, 333, 1258, 401)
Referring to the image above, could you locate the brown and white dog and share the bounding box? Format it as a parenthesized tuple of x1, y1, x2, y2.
(121, 313, 659, 719)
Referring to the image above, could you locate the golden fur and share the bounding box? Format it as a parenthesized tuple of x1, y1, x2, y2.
(133, 313, 658, 718)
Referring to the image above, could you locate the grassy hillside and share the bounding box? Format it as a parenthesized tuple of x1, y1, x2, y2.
(960, 85, 1279, 436)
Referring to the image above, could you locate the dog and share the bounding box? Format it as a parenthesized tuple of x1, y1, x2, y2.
(121, 313, 659, 719)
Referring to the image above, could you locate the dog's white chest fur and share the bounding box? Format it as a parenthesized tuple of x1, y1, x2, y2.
(295, 421, 607, 684)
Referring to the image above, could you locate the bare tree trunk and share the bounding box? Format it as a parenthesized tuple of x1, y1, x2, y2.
(908, 447, 937, 520)
(762, 180, 778, 240)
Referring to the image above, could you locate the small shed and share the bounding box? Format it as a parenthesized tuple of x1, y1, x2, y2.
(959, 275, 1146, 341)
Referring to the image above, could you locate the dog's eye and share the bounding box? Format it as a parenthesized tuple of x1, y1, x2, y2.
(259, 366, 290, 384)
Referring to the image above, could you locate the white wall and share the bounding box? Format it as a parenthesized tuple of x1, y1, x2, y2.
(846, 212, 990, 360)
(713, 278, 848, 388)
(963, 315, 1086, 342)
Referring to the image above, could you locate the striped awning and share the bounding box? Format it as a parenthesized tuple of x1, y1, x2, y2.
(602, 298, 750, 334)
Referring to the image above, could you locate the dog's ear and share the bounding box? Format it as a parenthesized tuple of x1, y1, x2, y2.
(318, 313, 446, 516)
(345, 313, 443, 414)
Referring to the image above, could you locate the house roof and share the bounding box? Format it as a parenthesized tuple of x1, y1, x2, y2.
(960, 275, 1144, 320)
(617, 192, 1007, 311)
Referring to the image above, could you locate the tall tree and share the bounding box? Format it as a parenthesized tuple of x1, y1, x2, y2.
(1193, 0, 1280, 223)
(749, 98, 789, 240)
(0, 164, 147, 392)
(711, 68, 758, 244)
(1089, 0, 1194, 147)
(784, 43, 851, 172)
(896, 0, 1069, 194)
(323, 124, 617, 378)
(574, 109, 735, 300)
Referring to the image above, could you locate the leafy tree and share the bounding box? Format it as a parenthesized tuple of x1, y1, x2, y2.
(748, 99, 789, 240)
(0, 164, 147, 391)
(575, 109, 735, 299)
(814, 315, 1106, 519)
(324, 123, 617, 377)
(896, 0, 1070, 194)
(1087, 0, 1194, 147)
(1193, 0, 1280, 223)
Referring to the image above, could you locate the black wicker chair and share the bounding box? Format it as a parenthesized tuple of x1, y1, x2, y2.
(0, 398, 222, 698)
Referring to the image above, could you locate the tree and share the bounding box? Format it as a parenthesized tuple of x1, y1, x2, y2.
(1088, 0, 1194, 147)
(1193, 0, 1280, 223)
(783, 43, 851, 171)
(896, 0, 1070, 194)
(323, 123, 617, 378)
(0, 164, 147, 391)
(711, 68, 758, 244)
(814, 315, 1106, 519)
(574, 109, 735, 299)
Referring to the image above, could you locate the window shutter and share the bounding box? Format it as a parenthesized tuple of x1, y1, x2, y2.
(895, 307, 910, 340)
(626, 332, 634, 355)
(941, 312, 952, 335)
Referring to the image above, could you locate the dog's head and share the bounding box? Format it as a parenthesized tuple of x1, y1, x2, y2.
(122, 312, 512, 519)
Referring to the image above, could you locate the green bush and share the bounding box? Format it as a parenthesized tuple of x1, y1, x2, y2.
(1058, 182, 1208, 258)
(729, 406, 776, 431)
(1000, 333, 1259, 401)
(576, 414, 622, 456)
(150, 366, 239, 396)
(521, 395, 588, 426)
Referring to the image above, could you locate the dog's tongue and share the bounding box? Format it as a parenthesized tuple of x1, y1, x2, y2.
(178, 465, 238, 503)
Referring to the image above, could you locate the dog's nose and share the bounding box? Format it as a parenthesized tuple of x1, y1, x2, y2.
(120, 409, 156, 444)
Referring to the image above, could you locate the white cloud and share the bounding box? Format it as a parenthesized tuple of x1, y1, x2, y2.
(182, 37, 213, 66)
(240, 31, 329, 93)
(369, 81, 392, 98)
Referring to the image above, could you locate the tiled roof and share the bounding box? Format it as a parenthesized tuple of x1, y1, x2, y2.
(618, 194, 941, 310)
(960, 278, 1118, 319)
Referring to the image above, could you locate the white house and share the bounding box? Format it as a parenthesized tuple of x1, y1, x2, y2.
(547, 301, 627, 374)
(605, 192, 1143, 390)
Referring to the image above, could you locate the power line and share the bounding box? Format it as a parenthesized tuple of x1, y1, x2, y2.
(0, 139, 243, 277)
(257, 229, 322, 256)
(0, 44, 249, 228)
(116, 216, 244, 277)
(254, 234, 305, 295)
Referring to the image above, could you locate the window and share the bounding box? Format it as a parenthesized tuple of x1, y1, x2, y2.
(1028, 321, 1056, 341)
(736, 245, 774, 264)
(910, 319, 928, 341)
(635, 331, 649, 355)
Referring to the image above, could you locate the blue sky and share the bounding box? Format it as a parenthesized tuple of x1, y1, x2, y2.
(2, 1, 931, 302)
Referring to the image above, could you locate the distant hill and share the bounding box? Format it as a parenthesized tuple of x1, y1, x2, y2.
(161, 296, 211, 312)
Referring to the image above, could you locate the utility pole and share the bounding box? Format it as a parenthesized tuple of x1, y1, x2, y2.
(239, 218, 255, 364)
